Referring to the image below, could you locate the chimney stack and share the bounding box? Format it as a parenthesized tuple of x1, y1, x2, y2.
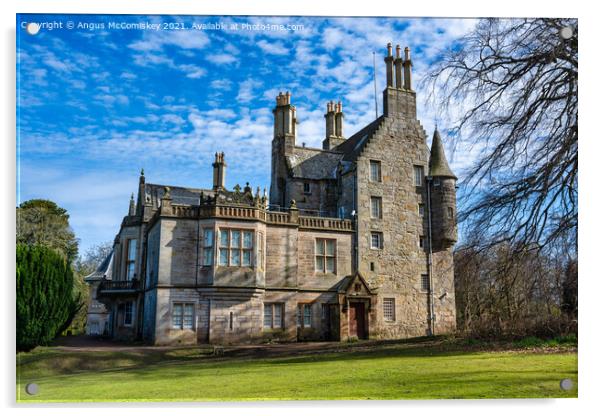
(382, 43, 417, 119)
(335, 101, 344, 138)
(403, 47, 412, 90)
(212, 152, 227, 191)
(394, 44, 403, 89)
(384, 42, 394, 88)
(273, 91, 296, 153)
(325, 100, 336, 138)
(322, 100, 345, 150)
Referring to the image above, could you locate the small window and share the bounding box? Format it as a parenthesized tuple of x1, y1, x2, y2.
(354, 283, 362, 293)
(419, 236, 426, 249)
(172, 302, 195, 330)
(414, 165, 424, 187)
(297, 304, 312, 328)
(370, 160, 382, 182)
(418, 204, 425, 217)
(370, 196, 382, 219)
(447, 207, 454, 219)
(371, 232, 383, 249)
(124, 301, 134, 326)
(321, 304, 329, 320)
(370, 262, 375, 272)
(433, 178, 441, 187)
(264, 303, 283, 329)
(421, 274, 430, 291)
(315, 238, 336, 273)
(383, 298, 395, 322)
(201, 228, 214, 266)
(303, 182, 311, 194)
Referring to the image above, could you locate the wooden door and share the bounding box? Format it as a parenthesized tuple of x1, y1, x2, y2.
(349, 302, 366, 339)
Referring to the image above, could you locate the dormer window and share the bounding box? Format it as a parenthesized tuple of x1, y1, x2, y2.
(303, 182, 311, 195)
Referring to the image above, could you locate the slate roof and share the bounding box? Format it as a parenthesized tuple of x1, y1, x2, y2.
(286, 146, 343, 180)
(84, 250, 114, 282)
(285, 116, 385, 180)
(428, 129, 457, 179)
(334, 115, 385, 162)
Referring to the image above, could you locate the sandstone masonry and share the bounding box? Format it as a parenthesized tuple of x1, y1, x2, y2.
(85, 43, 458, 345)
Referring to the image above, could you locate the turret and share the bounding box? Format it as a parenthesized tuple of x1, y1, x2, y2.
(382, 43, 417, 119)
(212, 152, 227, 191)
(428, 128, 458, 250)
(322, 100, 345, 150)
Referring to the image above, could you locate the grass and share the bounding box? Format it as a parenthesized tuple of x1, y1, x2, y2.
(16, 339, 578, 402)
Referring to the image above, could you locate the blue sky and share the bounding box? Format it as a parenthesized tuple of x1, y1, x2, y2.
(16, 14, 477, 255)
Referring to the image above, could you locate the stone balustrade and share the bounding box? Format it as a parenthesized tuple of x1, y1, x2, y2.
(151, 203, 353, 232)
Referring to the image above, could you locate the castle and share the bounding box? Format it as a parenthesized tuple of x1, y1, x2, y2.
(85, 43, 458, 344)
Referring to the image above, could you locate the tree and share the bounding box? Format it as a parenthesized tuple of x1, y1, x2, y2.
(454, 239, 575, 339)
(17, 199, 79, 262)
(16, 244, 82, 352)
(73, 242, 113, 277)
(424, 18, 577, 253)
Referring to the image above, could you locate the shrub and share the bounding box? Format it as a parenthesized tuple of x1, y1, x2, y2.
(16, 244, 82, 352)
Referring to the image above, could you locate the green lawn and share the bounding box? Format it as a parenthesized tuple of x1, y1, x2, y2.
(16, 341, 577, 402)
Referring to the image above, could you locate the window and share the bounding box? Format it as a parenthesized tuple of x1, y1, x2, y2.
(303, 182, 311, 194)
(172, 302, 195, 329)
(414, 165, 424, 187)
(124, 301, 134, 326)
(370, 262, 375, 272)
(297, 304, 312, 328)
(433, 178, 441, 187)
(264, 303, 283, 329)
(383, 298, 395, 322)
(315, 239, 336, 273)
(421, 274, 430, 291)
(418, 203, 425, 217)
(126, 239, 137, 281)
(371, 232, 383, 249)
(419, 236, 426, 249)
(201, 228, 214, 266)
(370, 160, 382, 182)
(370, 196, 382, 219)
(257, 231, 264, 270)
(219, 229, 253, 267)
(321, 304, 329, 320)
(447, 207, 454, 219)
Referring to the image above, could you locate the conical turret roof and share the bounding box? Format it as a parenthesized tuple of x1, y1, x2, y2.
(429, 128, 457, 179)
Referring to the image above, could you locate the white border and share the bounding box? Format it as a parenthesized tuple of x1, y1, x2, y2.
(3, 1, 599, 415)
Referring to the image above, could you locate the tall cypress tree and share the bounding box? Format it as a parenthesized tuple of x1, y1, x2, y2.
(16, 244, 82, 352)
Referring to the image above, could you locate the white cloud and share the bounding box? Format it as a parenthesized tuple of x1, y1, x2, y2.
(128, 30, 210, 52)
(206, 53, 237, 65)
(210, 79, 232, 90)
(256, 40, 289, 55)
(236, 79, 262, 103)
